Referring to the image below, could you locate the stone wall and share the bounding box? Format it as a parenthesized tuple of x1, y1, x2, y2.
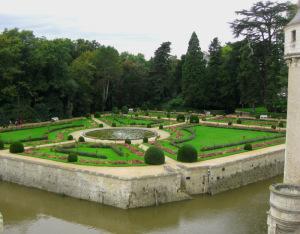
(0, 212, 3, 233)
(0, 155, 190, 209)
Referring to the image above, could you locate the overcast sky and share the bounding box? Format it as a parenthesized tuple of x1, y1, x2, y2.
(0, 0, 294, 58)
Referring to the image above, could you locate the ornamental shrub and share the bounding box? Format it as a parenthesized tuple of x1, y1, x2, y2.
(237, 118, 242, 124)
(112, 123, 117, 127)
(78, 136, 85, 142)
(157, 116, 161, 119)
(94, 112, 101, 118)
(244, 143, 253, 151)
(85, 113, 91, 118)
(0, 140, 4, 150)
(271, 125, 277, 130)
(147, 124, 152, 128)
(190, 115, 199, 124)
(98, 123, 104, 128)
(177, 144, 198, 163)
(143, 137, 148, 143)
(176, 114, 185, 122)
(122, 106, 129, 114)
(255, 115, 260, 119)
(202, 117, 206, 121)
(112, 107, 119, 114)
(125, 139, 131, 145)
(67, 135, 73, 141)
(228, 121, 233, 126)
(68, 152, 78, 162)
(145, 112, 149, 116)
(9, 142, 24, 153)
(135, 113, 139, 117)
(278, 122, 284, 128)
(166, 112, 171, 118)
(144, 147, 165, 165)
(159, 125, 163, 129)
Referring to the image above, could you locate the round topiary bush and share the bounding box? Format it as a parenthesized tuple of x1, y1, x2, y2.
(112, 107, 119, 114)
(9, 142, 24, 153)
(122, 106, 129, 114)
(271, 125, 277, 130)
(98, 123, 104, 128)
(228, 121, 233, 126)
(135, 113, 139, 117)
(236, 118, 242, 124)
(190, 115, 199, 124)
(244, 143, 253, 151)
(112, 123, 117, 127)
(85, 113, 91, 119)
(157, 116, 161, 119)
(78, 136, 85, 142)
(68, 152, 78, 162)
(94, 112, 101, 118)
(0, 140, 4, 150)
(143, 137, 148, 143)
(159, 124, 163, 129)
(166, 112, 171, 118)
(67, 135, 73, 141)
(278, 121, 284, 128)
(144, 112, 149, 116)
(177, 114, 185, 122)
(255, 115, 260, 120)
(177, 144, 198, 163)
(144, 147, 165, 165)
(147, 124, 152, 128)
(125, 139, 131, 144)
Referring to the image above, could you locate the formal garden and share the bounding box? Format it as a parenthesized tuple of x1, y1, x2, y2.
(0, 110, 286, 167)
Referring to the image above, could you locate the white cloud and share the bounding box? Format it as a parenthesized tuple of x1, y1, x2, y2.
(0, 0, 294, 58)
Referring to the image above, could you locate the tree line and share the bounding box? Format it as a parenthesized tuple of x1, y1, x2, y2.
(0, 1, 296, 124)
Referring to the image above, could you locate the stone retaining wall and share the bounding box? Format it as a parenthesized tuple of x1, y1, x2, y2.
(0, 212, 3, 233)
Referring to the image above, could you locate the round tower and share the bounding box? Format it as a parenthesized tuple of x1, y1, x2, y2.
(268, 1, 300, 233)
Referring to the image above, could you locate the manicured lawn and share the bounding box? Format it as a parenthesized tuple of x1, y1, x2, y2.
(0, 119, 95, 145)
(208, 117, 286, 127)
(22, 143, 145, 166)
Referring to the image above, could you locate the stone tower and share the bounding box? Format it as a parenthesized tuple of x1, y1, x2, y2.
(267, 1, 300, 233)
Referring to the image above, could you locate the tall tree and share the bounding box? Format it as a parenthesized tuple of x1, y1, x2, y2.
(182, 32, 207, 109)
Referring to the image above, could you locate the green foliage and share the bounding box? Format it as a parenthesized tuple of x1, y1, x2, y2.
(78, 136, 85, 142)
(237, 118, 242, 124)
(125, 139, 131, 144)
(147, 124, 152, 128)
(121, 106, 129, 114)
(67, 135, 73, 140)
(98, 123, 104, 128)
(176, 114, 185, 122)
(144, 147, 165, 165)
(112, 123, 117, 127)
(112, 107, 119, 114)
(159, 124, 163, 129)
(271, 125, 277, 130)
(68, 153, 78, 162)
(189, 115, 199, 124)
(278, 121, 284, 128)
(177, 145, 198, 163)
(244, 143, 253, 151)
(228, 121, 233, 126)
(9, 142, 24, 153)
(0, 140, 4, 150)
(94, 112, 101, 118)
(143, 137, 148, 143)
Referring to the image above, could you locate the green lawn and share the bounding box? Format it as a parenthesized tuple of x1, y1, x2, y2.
(208, 117, 286, 127)
(0, 119, 95, 145)
(23, 143, 145, 166)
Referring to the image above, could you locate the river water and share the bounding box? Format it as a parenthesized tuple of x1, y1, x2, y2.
(0, 176, 281, 234)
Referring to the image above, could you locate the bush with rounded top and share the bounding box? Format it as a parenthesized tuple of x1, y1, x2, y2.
(94, 112, 101, 118)
(177, 114, 185, 122)
(85, 113, 91, 118)
(67, 135, 73, 141)
(144, 147, 165, 165)
(112, 123, 117, 127)
(125, 139, 131, 144)
(112, 107, 119, 114)
(236, 118, 242, 124)
(177, 145, 198, 163)
(143, 137, 148, 143)
(98, 123, 104, 128)
(0, 140, 4, 150)
(9, 142, 24, 153)
(122, 106, 129, 114)
(244, 143, 253, 151)
(159, 125, 163, 129)
(278, 122, 284, 128)
(135, 113, 139, 117)
(202, 117, 206, 121)
(271, 125, 276, 130)
(255, 115, 260, 119)
(147, 124, 152, 128)
(166, 112, 171, 118)
(78, 136, 85, 142)
(190, 115, 199, 124)
(157, 115, 161, 119)
(144, 112, 149, 116)
(228, 121, 233, 126)
(68, 152, 78, 162)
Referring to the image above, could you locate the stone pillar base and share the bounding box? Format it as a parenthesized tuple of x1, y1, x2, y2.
(268, 184, 300, 234)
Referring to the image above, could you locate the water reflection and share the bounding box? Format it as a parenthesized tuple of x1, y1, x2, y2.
(0, 176, 282, 234)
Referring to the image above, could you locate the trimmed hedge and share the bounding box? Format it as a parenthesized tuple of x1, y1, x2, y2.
(190, 115, 199, 124)
(125, 139, 131, 145)
(144, 147, 165, 165)
(143, 137, 148, 143)
(177, 145, 198, 163)
(278, 122, 284, 128)
(0, 140, 4, 150)
(228, 121, 233, 126)
(112, 123, 117, 127)
(172, 127, 196, 145)
(47, 124, 84, 133)
(67, 135, 73, 140)
(176, 114, 185, 122)
(94, 112, 101, 118)
(68, 153, 78, 162)
(9, 142, 24, 153)
(244, 143, 253, 151)
(271, 125, 277, 129)
(98, 123, 104, 128)
(159, 125, 163, 129)
(236, 119, 242, 124)
(147, 124, 152, 128)
(78, 136, 85, 142)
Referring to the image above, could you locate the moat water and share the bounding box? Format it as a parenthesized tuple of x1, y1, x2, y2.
(0, 176, 281, 234)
